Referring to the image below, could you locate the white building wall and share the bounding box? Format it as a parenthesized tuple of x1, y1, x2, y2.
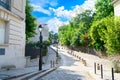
(29, 24, 49, 42)
(0, 0, 26, 69)
(113, 0, 120, 16)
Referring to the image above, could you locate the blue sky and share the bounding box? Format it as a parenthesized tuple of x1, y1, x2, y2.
(30, 0, 96, 33)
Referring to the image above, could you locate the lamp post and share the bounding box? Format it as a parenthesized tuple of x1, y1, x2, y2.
(57, 40, 58, 57)
(38, 25, 43, 70)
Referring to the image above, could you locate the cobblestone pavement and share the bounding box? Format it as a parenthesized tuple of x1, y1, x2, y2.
(39, 49, 93, 80)
(57, 46, 120, 80)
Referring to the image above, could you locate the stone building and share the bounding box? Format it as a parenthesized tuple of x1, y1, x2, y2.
(0, 0, 26, 69)
(29, 23, 49, 42)
(112, 0, 120, 16)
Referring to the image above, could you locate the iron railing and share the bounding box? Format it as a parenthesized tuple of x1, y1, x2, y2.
(0, 0, 11, 11)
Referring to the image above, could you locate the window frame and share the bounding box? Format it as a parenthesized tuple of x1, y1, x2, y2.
(0, 19, 9, 46)
(0, 0, 11, 11)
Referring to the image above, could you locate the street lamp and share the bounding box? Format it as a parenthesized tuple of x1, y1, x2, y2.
(38, 25, 43, 70)
(57, 40, 58, 57)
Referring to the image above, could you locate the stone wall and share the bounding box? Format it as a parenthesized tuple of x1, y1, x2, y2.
(0, 0, 26, 69)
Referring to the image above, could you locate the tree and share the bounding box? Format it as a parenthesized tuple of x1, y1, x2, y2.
(49, 31, 58, 43)
(105, 17, 120, 55)
(90, 18, 107, 51)
(25, 0, 37, 42)
(90, 0, 114, 51)
(58, 10, 94, 47)
(94, 0, 114, 20)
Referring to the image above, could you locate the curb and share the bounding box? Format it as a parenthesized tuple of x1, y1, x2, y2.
(29, 68, 57, 80)
(3, 69, 47, 80)
(2, 72, 32, 80)
(3, 68, 57, 80)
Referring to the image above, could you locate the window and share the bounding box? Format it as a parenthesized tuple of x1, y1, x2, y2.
(0, 0, 11, 10)
(0, 20, 5, 44)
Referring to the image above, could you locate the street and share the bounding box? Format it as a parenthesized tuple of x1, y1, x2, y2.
(40, 49, 91, 80)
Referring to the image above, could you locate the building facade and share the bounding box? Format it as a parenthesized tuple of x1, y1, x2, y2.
(0, 0, 26, 69)
(29, 23, 49, 43)
(112, 0, 120, 16)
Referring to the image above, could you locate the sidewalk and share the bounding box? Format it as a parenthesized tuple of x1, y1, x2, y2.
(0, 46, 57, 79)
(59, 46, 120, 80)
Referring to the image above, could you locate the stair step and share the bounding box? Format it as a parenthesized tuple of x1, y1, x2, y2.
(29, 68, 56, 80)
(8, 69, 47, 80)
(2, 72, 32, 80)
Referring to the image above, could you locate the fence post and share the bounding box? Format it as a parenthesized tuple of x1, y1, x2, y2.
(112, 68, 114, 80)
(94, 62, 96, 74)
(101, 65, 103, 79)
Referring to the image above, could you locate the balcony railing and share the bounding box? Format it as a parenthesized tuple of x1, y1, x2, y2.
(0, 0, 11, 11)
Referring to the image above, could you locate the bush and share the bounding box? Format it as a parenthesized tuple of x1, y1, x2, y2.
(26, 40, 50, 56)
(113, 60, 120, 73)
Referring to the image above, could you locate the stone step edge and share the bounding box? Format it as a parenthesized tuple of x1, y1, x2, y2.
(29, 68, 57, 80)
(4, 69, 47, 80)
(21, 69, 47, 80)
(2, 71, 33, 80)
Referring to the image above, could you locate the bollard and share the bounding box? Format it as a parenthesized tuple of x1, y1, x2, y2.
(94, 62, 96, 74)
(56, 59, 58, 64)
(112, 68, 114, 80)
(79, 57, 81, 61)
(84, 60, 87, 66)
(82, 58, 84, 62)
(51, 60, 53, 68)
(97, 63, 100, 70)
(77, 56, 79, 59)
(53, 61, 55, 68)
(101, 65, 103, 79)
(73, 54, 74, 56)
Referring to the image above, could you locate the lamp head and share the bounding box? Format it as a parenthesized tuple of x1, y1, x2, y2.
(38, 25, 42, 32)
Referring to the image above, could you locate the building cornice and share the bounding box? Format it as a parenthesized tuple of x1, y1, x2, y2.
(0, 6, 24, 21)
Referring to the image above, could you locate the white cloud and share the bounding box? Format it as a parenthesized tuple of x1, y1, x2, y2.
(31, 4, 51, 15)
(49, 1, 58, 7)
(49, 6, 78, 19)
(49, 0, 97, 19)
(47, 17, 68, 33)
(33, 0, 97, 33)
(49, 5, 84, 19)
(82, 0, 97, 11)
(30, 0, 58, 7)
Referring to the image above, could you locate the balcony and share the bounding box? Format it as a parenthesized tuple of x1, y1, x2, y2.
(0, 0, 11, 11)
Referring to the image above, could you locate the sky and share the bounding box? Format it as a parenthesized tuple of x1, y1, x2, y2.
(30, 0, 97, 33)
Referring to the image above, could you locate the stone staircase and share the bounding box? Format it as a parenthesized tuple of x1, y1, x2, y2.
(3, 68, 56, 80)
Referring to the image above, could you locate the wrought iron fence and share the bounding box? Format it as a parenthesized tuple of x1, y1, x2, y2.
(0, 0, 11, 11)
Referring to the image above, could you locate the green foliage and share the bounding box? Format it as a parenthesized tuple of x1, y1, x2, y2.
(49, 31, 58, 43)
(27, 40, 50, 49)
(90, 19, 106, 51)
(42, 49, 47, 56)
(42, 40, 51, 48)
(58, 25, 73, 46)
(27, 40, 50, 56)
(90, 16, 120, 55)
(26, 0, 37, 42)
(71, 29, 81, 47)
(105, 17, 120, 54)
(59, 10, 94, 47)
(94, 0, 114, 20)
(58, 0, 120, 55)
(113, 60, 120, 73)
(89, 0, 114, 51)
